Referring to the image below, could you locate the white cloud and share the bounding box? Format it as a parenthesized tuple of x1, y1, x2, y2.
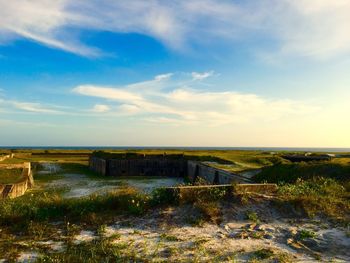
(191, 71, 214, 81)
(155, 73, 173, 81)
(73, 73, 318, 126)
(0, 0, 349, 59)
(0, 99, 63, 114)
(0, 0, 99, 57)
(91, 104, 110, 113)
(73, 85, 143, 102)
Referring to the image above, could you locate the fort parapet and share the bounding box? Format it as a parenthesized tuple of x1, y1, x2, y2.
(89, 153, 250, 184)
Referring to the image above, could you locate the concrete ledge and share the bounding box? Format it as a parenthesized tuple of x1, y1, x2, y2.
(0, 153, 14, 162)
(0, 162, 34, 199)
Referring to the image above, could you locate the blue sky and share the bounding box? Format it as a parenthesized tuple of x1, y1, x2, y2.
(0, 0, 349, 147)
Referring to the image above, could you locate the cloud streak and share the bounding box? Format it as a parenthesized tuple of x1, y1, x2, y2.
(73, 73, 318, 126)
(191, 71, 214, 81)
(0, 98, 65, 114)
(0, 0, 349, 59)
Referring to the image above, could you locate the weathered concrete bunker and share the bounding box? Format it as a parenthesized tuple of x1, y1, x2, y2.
(89, 152, 250, 184)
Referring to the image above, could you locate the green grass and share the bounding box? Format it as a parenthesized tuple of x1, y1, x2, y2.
(0, 169, 23, 184)
(36, 239, 143, 262)
(252, 248, 274, 260)
(298, 229, 316, 240)
(254, 160, 350, 184)
(253, 160, 350, 222)
(0, 187, 151, 230)
(246, 211, 260, 224)
(276, 178, 350, 222)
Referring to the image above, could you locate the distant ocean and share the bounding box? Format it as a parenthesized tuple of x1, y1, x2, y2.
(0, 146, 350, 153)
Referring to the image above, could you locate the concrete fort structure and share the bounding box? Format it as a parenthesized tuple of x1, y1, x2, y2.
(0, 162, 34, 199)
(89, 152, 250, 184)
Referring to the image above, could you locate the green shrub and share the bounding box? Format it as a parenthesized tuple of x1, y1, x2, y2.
(245, 211, 260, 223)
(298, 229, 316, 240)
(252, 248, 274, 260)
(150, 188, 179, 206)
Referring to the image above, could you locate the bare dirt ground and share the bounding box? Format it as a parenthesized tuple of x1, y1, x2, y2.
(38, 163, 184, 198)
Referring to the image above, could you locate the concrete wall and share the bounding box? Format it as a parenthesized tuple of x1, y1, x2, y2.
(89, 157, 106, 176)
(107, 158, 186, 177)
(0, 163, 27, 169)
(89, 156, 250, 184)
(5, 178, 28, 199)
(0, 153, 14, 162)
(0, 162, 33, 199)
(90, 156, 186, 177)
(187, 161, 250, 184)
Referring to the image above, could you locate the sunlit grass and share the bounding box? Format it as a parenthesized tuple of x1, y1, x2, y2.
(0, 169, 23, 184)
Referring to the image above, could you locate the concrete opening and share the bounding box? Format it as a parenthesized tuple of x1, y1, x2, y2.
(213, 171, 219, 185)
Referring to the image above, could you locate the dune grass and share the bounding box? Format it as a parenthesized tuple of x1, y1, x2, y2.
(275, 178, 350, 223)
(253, 161, 350, 223)
(254, 160, 350, 184)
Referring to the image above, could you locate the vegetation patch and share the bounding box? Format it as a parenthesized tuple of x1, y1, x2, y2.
(0, 169, 23, 184)
(254, 161, 350, 184)
(253, 160, 350, 223)
(0, 187, 151, 231)
(276, 178, 350, 222)
(246, 211, 260, 224)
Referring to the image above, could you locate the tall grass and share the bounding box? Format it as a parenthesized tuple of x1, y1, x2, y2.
(0, 187, 150, 229)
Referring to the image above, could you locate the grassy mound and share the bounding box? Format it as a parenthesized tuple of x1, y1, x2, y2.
(0, 169, 23, 184)
(253, 161, 350, 223)
(254, 161, 350, 184)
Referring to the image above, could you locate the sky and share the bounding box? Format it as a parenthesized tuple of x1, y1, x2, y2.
(0, 0, 349, 147)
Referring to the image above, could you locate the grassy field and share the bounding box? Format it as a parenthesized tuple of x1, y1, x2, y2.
(1, 149, 286, 173)
(0, 169, 23, 184)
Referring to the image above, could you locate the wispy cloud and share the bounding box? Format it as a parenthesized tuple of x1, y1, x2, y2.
(73, 72, 318, 126)
(91, 104, 110, 113)
(191, 71, 214, 81)
(0, 98, 64, 114)
(0, 118, 58, 128)
(0, 1, 349, 59)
